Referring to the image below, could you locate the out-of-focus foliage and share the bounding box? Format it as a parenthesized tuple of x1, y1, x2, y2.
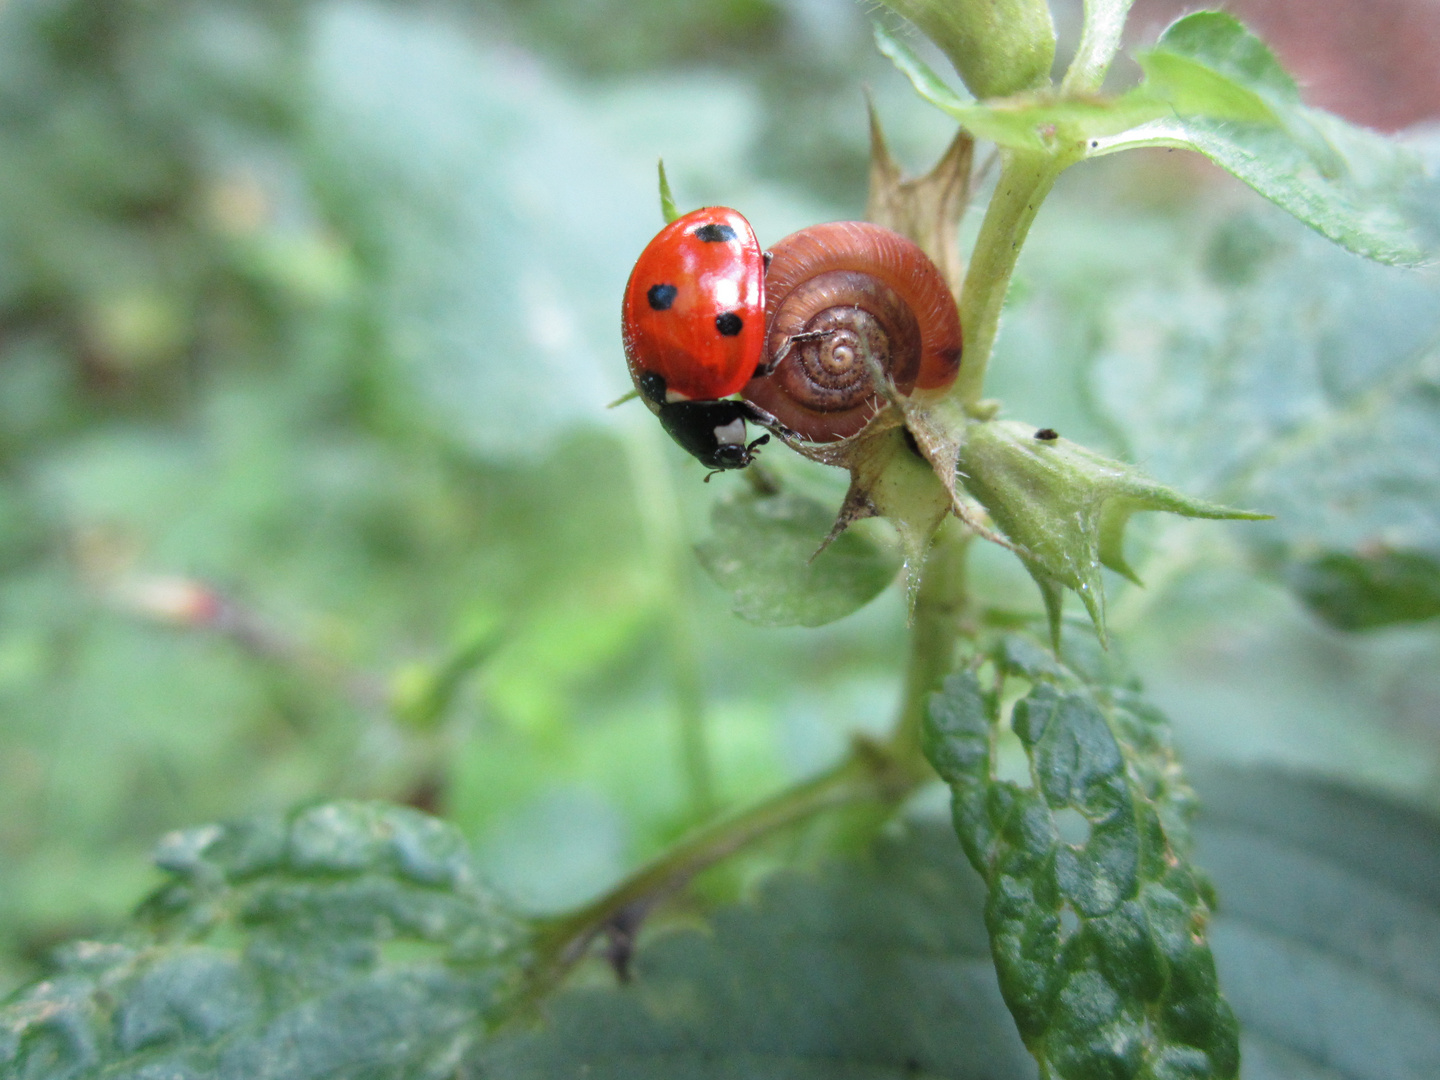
(8, 773, 1436, 1078)
(0, 0, 919, 995)
(2, 0, 1439, 1051)
(0, 801, 525, 1079)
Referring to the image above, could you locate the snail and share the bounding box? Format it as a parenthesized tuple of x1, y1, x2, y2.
(742, 220, 962, 443)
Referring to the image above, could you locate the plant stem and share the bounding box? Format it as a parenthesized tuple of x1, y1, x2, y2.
(522, 518, 978, 999)
(1060, 0, 1136, 95)
(670, 562, 716, 817)
(891, 522, 971, 770)
(622, 426, 717, 818)
(524, 738, 915, 996)
(954, 150, 1065, 408)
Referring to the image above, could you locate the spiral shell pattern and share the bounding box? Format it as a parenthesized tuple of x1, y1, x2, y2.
(742, 221, 961, 442)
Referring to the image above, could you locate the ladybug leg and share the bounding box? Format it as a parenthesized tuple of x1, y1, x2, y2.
(740, 400, 801, 443)
(740, 399, 781, 429)
(753, 328, 835, 380)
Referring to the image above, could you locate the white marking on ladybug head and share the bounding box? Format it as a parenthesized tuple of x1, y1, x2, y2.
(665, 388, 690, 403)
(713, 417, 746, 446)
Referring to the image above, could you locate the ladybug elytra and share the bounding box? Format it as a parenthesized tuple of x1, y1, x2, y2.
(622, 207, 774, 471)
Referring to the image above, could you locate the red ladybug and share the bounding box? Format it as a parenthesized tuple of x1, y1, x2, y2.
(622, 207, 774, 471)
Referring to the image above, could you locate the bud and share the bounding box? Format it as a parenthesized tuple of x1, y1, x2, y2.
(878, 0, 1056, 100)
(956, 420, 1267, 643)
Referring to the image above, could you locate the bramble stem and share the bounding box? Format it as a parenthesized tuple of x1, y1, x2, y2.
(525, 738, 918, 995)
(523, 518, 977, 997)
(955, 150, 1065, 408)
(892, 523, 971, 770)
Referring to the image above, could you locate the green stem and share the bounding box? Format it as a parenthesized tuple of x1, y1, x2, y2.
(891, 522, 971, 770)
(622, 427, 717, 818)
(670, 564, 716, 817)
(955, 150, 1065, 408)
(524, 740, 915, 996)
(1060, 0, 1136, 95)
(517, 513, 977, 1001)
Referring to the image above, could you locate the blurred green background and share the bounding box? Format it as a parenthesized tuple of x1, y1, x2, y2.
(2, 0, 1438, 999)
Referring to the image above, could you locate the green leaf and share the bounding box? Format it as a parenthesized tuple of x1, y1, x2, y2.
(0, 802, 527, 1079)
(879, 10, 1431, 263)
(1148, 10, 1301, 102)
(9, 773, 1440, 1078)
(695, 488, 900, 628)
(481, 765, 1440, 1078)
(1282, 550, 1440, 631)
(1192, 766, 1440, 1080)
(1096, 12, 1430, 266)
(873, 22, 976, 113)
(923, 643, 1240, 1079)
(955, 419, 1265, 643)
(655, 158, 679, 224)
(478, 822, 1038, 1078)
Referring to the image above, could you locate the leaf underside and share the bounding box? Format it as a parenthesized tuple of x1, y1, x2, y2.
(695, 487, 901, 628)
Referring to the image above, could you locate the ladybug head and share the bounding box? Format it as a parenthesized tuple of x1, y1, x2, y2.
(653, 396, 769, 472)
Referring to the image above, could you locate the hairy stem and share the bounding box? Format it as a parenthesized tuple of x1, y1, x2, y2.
(955, 150, 1065, 408)
(891, 522, 972, 770)
(1060, 0, 1136, 95)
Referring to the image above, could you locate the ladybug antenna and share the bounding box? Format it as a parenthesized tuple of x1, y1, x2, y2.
(702, 468, 723, 483)
(746, 433, 771, 456)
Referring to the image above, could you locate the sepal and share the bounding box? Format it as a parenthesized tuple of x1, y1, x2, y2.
(956, 419, 1268, 644)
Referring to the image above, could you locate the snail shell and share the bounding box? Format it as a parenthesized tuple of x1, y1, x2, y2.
(741, 221, 961, 442)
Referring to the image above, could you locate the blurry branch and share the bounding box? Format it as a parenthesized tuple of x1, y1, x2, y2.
(76, 526, 503, 731)
(622, 423, 717, 819)
(106, 572, 389, 712)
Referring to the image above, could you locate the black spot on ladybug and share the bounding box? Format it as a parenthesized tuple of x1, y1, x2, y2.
(647, 283, 677, 311)
(715, 312, 743, 337)
(1035, 427, 1059, 441)
(694, 222, 737, 243)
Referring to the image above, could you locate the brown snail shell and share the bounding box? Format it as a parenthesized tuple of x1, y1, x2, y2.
(742, 221, 961, 442)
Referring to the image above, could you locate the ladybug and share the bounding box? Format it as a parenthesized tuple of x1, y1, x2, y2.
(622, 207, 776, 472)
